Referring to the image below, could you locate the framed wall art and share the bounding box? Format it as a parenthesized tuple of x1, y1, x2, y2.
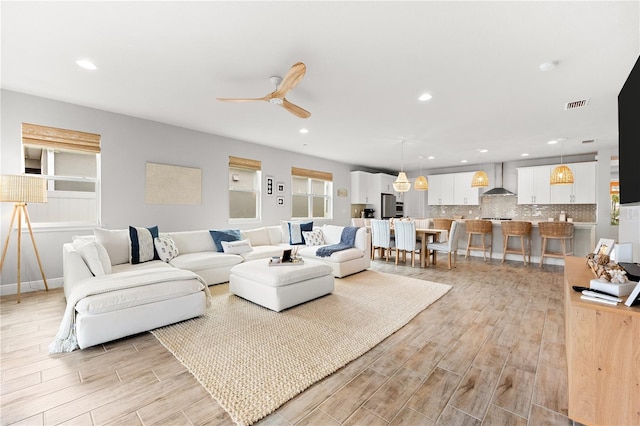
(265, 176, 274, 196)
(277, 196, 284, 206)
(277, 182, 285, 193)
(145, 162, 201, 205)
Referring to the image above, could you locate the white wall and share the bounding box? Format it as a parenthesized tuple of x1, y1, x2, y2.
(0, 90, 355, 294)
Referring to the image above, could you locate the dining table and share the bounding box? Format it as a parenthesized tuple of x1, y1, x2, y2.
(370, 225, 448, 268)
(414, 228, 448, 267)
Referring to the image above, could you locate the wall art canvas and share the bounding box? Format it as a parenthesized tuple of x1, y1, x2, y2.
(145, 162, 201, 205)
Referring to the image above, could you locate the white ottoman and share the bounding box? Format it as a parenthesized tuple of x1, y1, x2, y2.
(229, 259, 334, 312)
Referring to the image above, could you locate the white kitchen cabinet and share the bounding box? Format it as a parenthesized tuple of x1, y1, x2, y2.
(453, 172, 480, 205)
(550, 162, 597, 204)
(377, 173, 397, 194)
(350, 171, 376, 204)
(427, 174, 455, 205)
(517, 165, 551, 204)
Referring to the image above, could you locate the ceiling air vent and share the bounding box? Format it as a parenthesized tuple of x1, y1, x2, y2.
(582, 139, 595, 144)
(565, 99, 590, 110)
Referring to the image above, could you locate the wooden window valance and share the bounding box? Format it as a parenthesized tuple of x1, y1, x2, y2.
(229, 156, 261, 171)
(22, 123, 101, 154)
(291, 167, 333, 182)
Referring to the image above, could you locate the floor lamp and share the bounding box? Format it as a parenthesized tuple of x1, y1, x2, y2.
(0, 175, 49, 303)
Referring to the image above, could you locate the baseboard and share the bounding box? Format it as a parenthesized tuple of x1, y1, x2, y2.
(0, 277, 64, 296)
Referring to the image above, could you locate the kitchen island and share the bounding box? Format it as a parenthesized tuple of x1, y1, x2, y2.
(455, 220, 596, 265)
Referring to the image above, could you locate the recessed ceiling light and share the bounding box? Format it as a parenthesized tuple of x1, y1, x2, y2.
(418, 93, 432, 102)
(521, 153, 530, 157)
(539, 60, 558, 72)
(478, 149, 488, 153)
(461, 160, 468, 163)
(547, 139, 558, 145)
(76, 59, 97, 70)
(428, 156, 435, 160)
(299, 128, 309, 134)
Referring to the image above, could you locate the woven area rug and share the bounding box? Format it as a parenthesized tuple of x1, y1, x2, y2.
(151, 270, 451, 425)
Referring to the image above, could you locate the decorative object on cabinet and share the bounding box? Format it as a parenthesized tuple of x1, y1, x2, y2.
(393, 140, 411, 193)
(0, 175, 49, 303)
(414, 155, 428, 190)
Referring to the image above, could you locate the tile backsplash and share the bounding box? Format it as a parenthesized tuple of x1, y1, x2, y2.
(424, 196, 597, 222)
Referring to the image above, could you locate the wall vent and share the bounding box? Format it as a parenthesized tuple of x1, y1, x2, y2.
(582, 139, 595, 144)
(565, 99, 590, 110)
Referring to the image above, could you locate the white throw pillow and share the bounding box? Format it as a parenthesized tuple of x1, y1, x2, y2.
(241, 228, 271, 246)
(221, 239, 253, 254)
(154, 236, 179, 262)
(302, 229, 325, 246)
(94, 228, 130, 265)
(72, 239, 112, 276)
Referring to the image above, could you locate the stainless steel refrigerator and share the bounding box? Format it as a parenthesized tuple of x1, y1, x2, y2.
(381, 193, 396, 219)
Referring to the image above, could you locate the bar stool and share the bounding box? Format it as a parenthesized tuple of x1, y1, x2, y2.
(501, 221, 532, 266)
(465, 220, 493, 261)
(538, 222, 574, 267)
(433, 218, 454, 233)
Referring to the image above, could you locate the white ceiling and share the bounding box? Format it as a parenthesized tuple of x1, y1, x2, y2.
(2, 1, 639, 173)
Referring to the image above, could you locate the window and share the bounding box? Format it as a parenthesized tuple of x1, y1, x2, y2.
(291, 167, 333, 219)
(21, 123, 101, 226)
(229, 156, 261, 221)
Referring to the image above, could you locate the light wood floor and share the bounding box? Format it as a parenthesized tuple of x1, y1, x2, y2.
(1, 256, 576, 426)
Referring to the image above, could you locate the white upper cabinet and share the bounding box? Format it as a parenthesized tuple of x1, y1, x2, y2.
(453, 172, 480, 205)
(350, 171, 375, 204)
(550, 162, 597, 204)
(517, 165, 552, 204)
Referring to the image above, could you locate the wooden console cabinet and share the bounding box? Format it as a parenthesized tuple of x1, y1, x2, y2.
(564, 256, 640, 425)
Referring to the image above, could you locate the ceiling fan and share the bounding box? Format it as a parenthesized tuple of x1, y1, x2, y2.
(217, 62, 311, 119)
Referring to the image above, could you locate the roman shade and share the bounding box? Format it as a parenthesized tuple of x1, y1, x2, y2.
(229, 156, 261, 171)
(291, 167, 333, 182)
(22, 123, 101, 154)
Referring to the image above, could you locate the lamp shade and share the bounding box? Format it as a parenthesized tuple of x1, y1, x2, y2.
(393, 171, 411, 192)
(414, 175, 429, 190)
(471, 170, 489, 188)
(0, 175, 47, 203)
(550, 165, 574, 185)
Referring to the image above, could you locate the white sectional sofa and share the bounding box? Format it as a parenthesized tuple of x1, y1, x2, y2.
(58, 223, 370, 350)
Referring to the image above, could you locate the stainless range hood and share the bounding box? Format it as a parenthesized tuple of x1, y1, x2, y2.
(481, 163, 516, 196)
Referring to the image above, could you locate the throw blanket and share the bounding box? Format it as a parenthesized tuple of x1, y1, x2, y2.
(49, 267, 210, 354)
(316, 226, 358, 258)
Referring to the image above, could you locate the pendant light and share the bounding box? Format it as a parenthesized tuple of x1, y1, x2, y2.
(414, 155, 429, 190)
(471, 170, 489, 187)
(550, 140, 574, 185)
(393, 140, 411, 192)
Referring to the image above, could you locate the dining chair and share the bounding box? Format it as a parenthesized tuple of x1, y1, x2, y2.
(351, 218, 366, 227)
(371, 219, 394, 262)
(394, 220, 420, 267)
(427, 220, 462, 269)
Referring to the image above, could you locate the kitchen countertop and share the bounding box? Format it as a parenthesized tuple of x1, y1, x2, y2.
(457, 219, 596, 228)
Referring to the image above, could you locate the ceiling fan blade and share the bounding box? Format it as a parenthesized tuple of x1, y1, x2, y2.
(272, 62, 306, 98)
(216, 96, 268, 102)
(282, 99, 311, 119)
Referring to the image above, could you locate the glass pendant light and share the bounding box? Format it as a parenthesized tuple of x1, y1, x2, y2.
(393, 140, 411, 192)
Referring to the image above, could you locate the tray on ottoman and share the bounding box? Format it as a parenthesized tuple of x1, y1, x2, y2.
(229, 259, 334, 312)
